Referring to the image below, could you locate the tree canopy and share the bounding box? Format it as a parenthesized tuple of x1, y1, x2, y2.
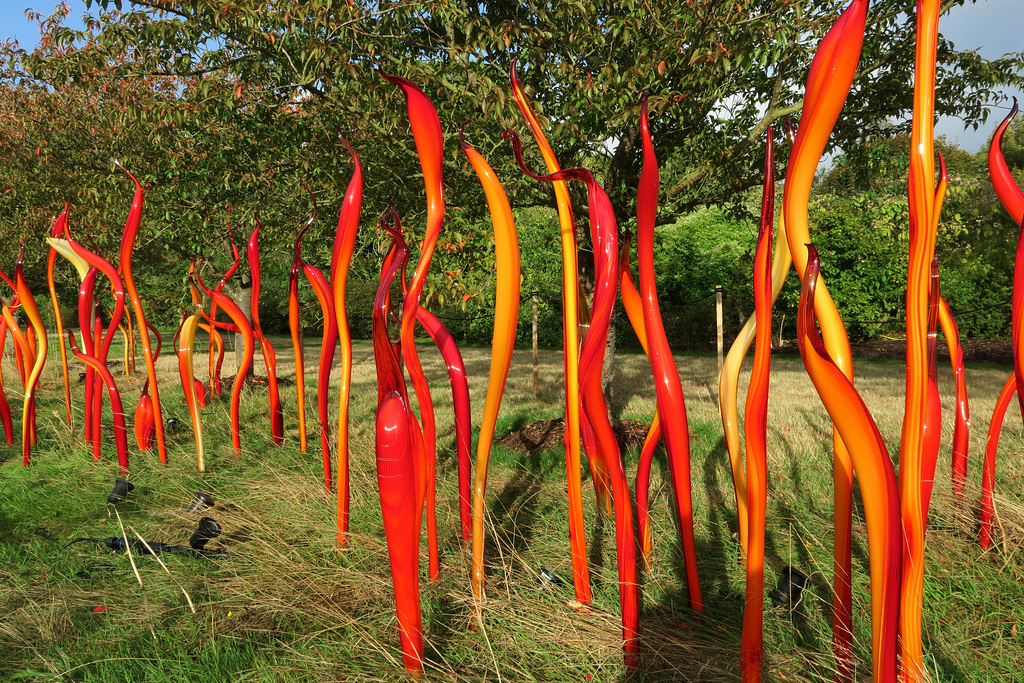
(2, 0, 1023, 334)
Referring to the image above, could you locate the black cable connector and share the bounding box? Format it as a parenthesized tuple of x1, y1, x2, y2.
(107, 479, 134, 504)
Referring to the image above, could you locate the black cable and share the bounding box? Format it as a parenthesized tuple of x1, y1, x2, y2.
(61, 537, 226, 558)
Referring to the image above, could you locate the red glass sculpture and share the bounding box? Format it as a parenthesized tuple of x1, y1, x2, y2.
(330, 135, 363, 547)
(373, 208, 424, 676)
(983, 98, 1024, 553)
(247, 218, 284, 446)
(383, 72, 445, 583)
(782, 2, 867, 675)
(116, 163, 168, 463)
(507, 129, 639, 670)
(302, 259, 338, 494)
(635, 97, 703, 612)
(68, 331, 129, 473)
(511, 59, 597, 604)
(938, 296, 970, 504)
(899, 2, 945, 677)
(46, 202, 73, 426)
(195, 265, 255, 456)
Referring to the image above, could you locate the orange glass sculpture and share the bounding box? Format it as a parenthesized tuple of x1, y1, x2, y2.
(46, 202, 73, 426)
(462, 122, 521, 556)
(247, 218, 284, 446)
(510, 59, 597, 604)
(798, 246, 901, 683)
(782, 2, 867, 675)
(740, 129, 775, 682)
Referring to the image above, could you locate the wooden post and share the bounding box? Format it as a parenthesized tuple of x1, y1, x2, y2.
(532, 290, 539, 397)
(716, 285, 724, 375)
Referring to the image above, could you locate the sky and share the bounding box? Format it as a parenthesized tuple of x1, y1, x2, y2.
(1, 0, 1022, 154)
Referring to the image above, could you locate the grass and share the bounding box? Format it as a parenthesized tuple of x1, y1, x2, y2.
(0, 335, 1022, 681)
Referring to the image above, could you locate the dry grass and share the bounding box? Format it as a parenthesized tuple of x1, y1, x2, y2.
(1, 338, 1023, 681)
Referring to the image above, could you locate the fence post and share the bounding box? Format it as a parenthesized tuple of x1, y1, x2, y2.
(716, 285, 724, 375)
(532, 290, 539, 397)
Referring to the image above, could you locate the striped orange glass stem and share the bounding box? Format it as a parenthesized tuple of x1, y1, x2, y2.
(462, 125, 520, 551)
(510, 59, 594, 604)
(116, 163, 167, 463)
(938, 296, 970, 504)
(798, 246, 901, 683)
(507, 129, 639, 669)
(46, 203, 73, 425)
(383, 73, 444, 585)
(330, 136, 363, 547)
(719, 124, 795, 562)
(899, 2, 942, 678)
(782, 3, 867, 677)
(740, 129, 774, 682)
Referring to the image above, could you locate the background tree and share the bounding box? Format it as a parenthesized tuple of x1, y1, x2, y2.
(2, 0, 1023, 343)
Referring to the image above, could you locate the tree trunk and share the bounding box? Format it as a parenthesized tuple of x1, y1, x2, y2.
(234, 272, 254, 381)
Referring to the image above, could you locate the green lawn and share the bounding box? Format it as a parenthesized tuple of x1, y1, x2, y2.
(1, 338, 1022, 681)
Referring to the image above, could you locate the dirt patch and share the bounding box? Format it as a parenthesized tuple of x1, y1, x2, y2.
(497, 417, 656, 455)
(221, 374, 295, 389)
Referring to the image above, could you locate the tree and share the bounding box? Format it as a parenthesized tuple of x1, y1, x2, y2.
(3, 0, 1024, 345)
(807, 132, 1022, 340)
(12, 0, 1024, 223)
